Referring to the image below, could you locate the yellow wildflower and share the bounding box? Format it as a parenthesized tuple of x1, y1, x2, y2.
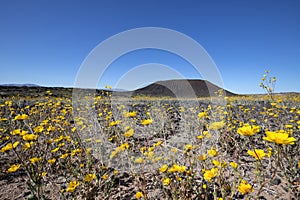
(207, 147, 218, 157)
(54, 135, 64, 142)
(203, 168, 218, 181)
(135, 191, 144, 199)
(23, 134, 38, 141)
(120, 143, 130, 150)
(30, 157, 41, 164)
(40, 172, 47, 177)
(48, 158, 56, 164)
(247, 149, 266, 160)
(203, 130, 209, 136)
(47, 126, 55, 132)
(263, 130, 296, 145)
(110, 150, 118, 159)
(51, 147, 59, 153)
(141, 119, 153, 125)
(230, 162, 238, 169)
(159, 164, 168, 173)
(5, 101, 12, 106)
(84, 174, 96, 182)
(33, 126, 44, 133)
(60, 153, 68, 159)
(153, 141, 162, 147)
(221, 161, 227, 167)
(148, 147, 154, 152)
(110, 120, 121, 126)
(237, 124, 260, 136)
(184, 144, 195, 151)
(102, 174, 108, 180)
(134, 157, 145, 164)
(14, 114, 28, 120)
(8, 164, 21, 172)
(163, 177, 171, 186)
(125, 111, 137, 117)
(205, 132, 211, 138)
(13, 141, 19, 148)
(24, 142, 31, 149)
(238, 180, 253, 195)
(198, 112, 207, 119)
(197, 135, 204, 139)
(124, 128, 134, 137)
(285, 124, 293, 129)
(71, 148, 82, 156)
(212, 160, 221, 167)
(58, 143, 65, 147)
(168, 164, 186, 173)
(66, 181, 80, 192)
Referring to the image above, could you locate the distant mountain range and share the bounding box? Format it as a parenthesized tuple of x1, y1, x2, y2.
(1, 79, 298, 98)
(0, 83, 40, 87)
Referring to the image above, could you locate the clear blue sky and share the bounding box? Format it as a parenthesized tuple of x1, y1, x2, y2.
(0, 0, 299, 94)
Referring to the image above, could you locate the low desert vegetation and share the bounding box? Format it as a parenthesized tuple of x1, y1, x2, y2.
(0, 71, 299, 199)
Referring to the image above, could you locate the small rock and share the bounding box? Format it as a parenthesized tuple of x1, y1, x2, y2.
(270, 178, 281, 186)
(57, 176, 66, 184)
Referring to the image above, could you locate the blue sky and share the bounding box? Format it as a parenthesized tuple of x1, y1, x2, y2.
(0, 0, 299, 94)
